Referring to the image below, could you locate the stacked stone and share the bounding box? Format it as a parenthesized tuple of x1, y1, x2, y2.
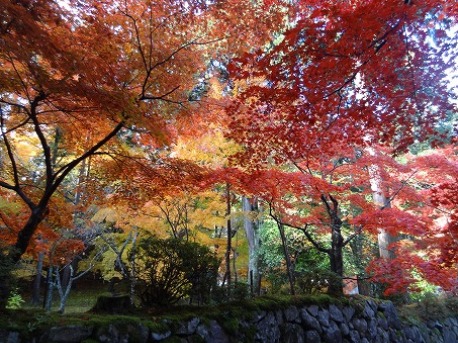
(2, 300, 458, 342)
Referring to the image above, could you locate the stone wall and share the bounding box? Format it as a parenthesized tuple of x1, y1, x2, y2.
(1, 298, 458, 342)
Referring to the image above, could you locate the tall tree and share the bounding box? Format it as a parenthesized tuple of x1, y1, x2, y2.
(0, 0, 278, 264)
(224, 0, 457, 295)
(0, 0, 234, 307)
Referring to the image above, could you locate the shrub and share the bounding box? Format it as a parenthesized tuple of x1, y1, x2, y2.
(6, 288, 24, 310)
(134, 235, 220, 307)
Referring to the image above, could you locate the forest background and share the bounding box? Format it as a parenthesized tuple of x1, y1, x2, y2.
(0, 0, 457, 313)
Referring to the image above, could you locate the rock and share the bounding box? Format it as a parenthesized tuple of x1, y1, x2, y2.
(445, 317, 458, 327)
(284, 306, 299, 323)
(378, 302, 400, 330)
(283, 323, 304, 343)
(389, 329, 405, 343)
(352, 318, 367, 335)
(96, 324, 128, 343)
(256, 311, 280, 342)
(367, 319, 377, 339)
(252, 310, 267, 322)
(377, 313, 388, 331)
(329, 305, 344, 323)
(300, 308, 323, 333)
(307, 305, 320, 317)
(340, 322, 350, 337)
(349, 329, 361, 343)
(342, 306, 355, 322)
(363, 302, 375, 319)
(0, 331, 20, 343)
(323, 320, 342, 343)
(318, 310, 330, 327)
(377, 328, 390, 343)
(151, 330, 172, 341)
(305, 330, 321, 343)
(367, 300, 378, 313)
(176, 317, 200, 335)
(275, 310, 284, 325)
(196, 320, 229, 343)
(426, 320, 437, 329)
(44, 325, 93, 343)
(443, 327, 457, 343)
(126, 323, 149, 343)
(404, 326, 424, 343)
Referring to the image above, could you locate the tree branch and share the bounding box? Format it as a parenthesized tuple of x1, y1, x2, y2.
(0, 106, 35, 209)
(283, 222, 330, 254)
(52, 121, 124, 195)
(343, 225, 362, 247)
(29, 92, 54, 191)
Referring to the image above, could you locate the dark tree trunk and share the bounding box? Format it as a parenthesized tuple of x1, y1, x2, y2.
(269, 204, 296, 295)
(322, 195, 344, 296)
(13, 207, 48, 263)
(328, 223, 344, 296)
(278, 221, 296, 295)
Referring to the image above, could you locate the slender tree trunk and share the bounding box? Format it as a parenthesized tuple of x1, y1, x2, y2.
(31, 252, 44, 305)
(129, 228, 138, 306)
(223, 183, 232, 289)
(349, 235, 372, 296)
(277, 221, 296, 295)
(44, 265, 54, 311)
(366, 147, 396, 259)
(242, 197, 261, 295)
(269, 204, 296, 295)
(56, 265, 74, 314)
(74, 158, 87, 205)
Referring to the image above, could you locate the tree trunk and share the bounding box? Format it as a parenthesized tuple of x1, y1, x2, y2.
(328, 221, 344, 296)
(43, 265, 54, 311)
(56, 265, 74, 314)
(31, 252, 44, 306)
(223, 183, 232, 289)
(242, 197, 261, 295)
(129, 228, 138, 306)
(13, 207, 48, 263)
(349, 235, 372, 296)
(322, 195, 344, 296)
(366, 147, 396, 259)
(277, 221, 296, 295)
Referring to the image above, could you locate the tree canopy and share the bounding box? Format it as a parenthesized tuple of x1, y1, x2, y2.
(0, 0, 457, 305)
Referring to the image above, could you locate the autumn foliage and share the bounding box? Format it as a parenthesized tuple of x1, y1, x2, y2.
(0, 0, 457, 307)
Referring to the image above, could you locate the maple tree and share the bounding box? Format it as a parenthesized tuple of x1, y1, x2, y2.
(222, 1, 458, 296)
(0, 0, 209, 306)
(0, 0, 457, 309)
(365, 147, 458, 295)
(0, 0, 284, 262)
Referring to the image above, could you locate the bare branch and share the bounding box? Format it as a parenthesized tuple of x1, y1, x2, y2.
(52, 121, 124, 194)
(343, 225, 362, 247)
(139, 85, 181, 103)
(283, 222, 330, 254)
(0, 106, 35, 208)
(28, 92, 54, 192)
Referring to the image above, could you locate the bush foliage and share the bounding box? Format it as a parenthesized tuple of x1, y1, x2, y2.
(134, 235, 220, 307)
